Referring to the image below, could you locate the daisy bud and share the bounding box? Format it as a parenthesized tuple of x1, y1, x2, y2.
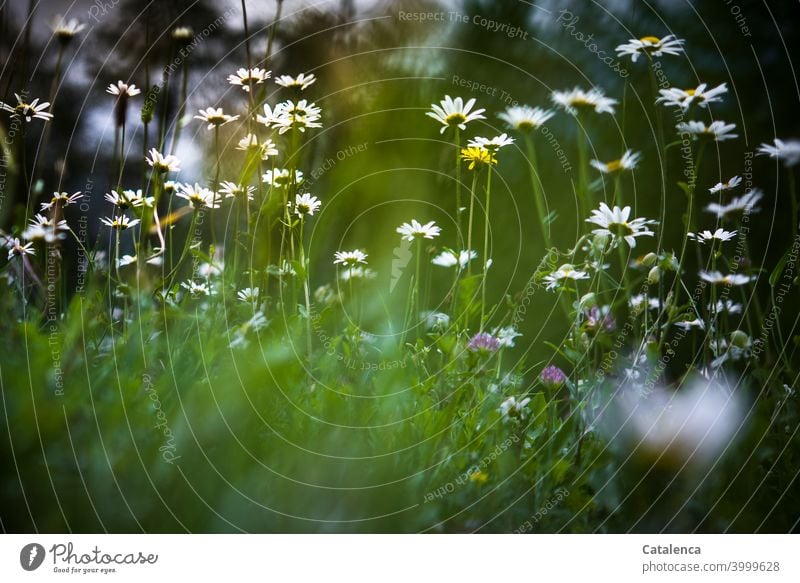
(642, 252, 658, 266)
(647, 266, 661, 284)
(141, 87, 159, 124)
(579, 292, 597, 309)
(730, 330, 750, 349)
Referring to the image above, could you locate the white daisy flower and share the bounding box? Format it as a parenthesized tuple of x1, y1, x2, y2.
(586, 203, 656, 248)
(688, 228, 737, 243)
(262, 168, 303, 189)
(468, 133, 515, 152)
(237, 287, 260, 302)
(197, 261, 224, 278)
(543, 263, 590, 290)
(257, 100, 322, 134)
(333, 249, 368, 267)
(422, 311, 450, 330)
(104, 189, 148, 209)
(431, 249, 477, 269)
(228, 311, 269, 349)
(163, 180, 184, 194)
(676, 120, 738, 142)
(340, 266, 377, 281)
(675, 318, 706, 331)
(101, 215, 140, 230)
(615, 35, 685, 62)
(397, 219, 441, 241)
(51, 15, 86, 41)
(0, 93, 53, 122)
(171, 27, 194, 41)
(22, 214, 69, 241)
(757, 138, 800, 167)
(195, 107, 240, 130)
(499, 105, 555, 132)
(710, 299, 743, 315)
(106, 80, 141, 97)
(699, 270, 753, 286)
(498, 396, 531, 421)
(629, 294, 662, 312)
(709, 176, 742, 194)
(176, 183, 219, 210)
(656, 82, 727, 110)
(117, 254, 137, 268)
(275, 73, 317, 91)
(590, 150, 641, 174)
(236, 133, 279, 160)
(40, 191, 82, 211)
(426, 95, 486, 134)
(494, 326, 522, 348)
(294, 193, 321, 217)
(146, 148, 181, 173)
(551, 87, 617, 116)
(219, 181, 255, 201)
(705, 189, 763, 219)
(227, 67, 271, 92)
(6, 237, 35, 260)
(181, 280, 214, 298)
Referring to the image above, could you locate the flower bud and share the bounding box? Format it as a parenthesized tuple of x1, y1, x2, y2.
(642, 252, 658, 266)
(647, 266, 660, 284)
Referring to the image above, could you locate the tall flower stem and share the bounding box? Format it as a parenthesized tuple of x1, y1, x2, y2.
(480, 165, 493, 331)
(414, 238, 422, 338)
(524, 134, 550, 247)
(454, 127, 462, 242)
(575, 116, 589, 219)
(211, 126, 221, 246)
(32, 43, 65, 190)
(116, 120, 127, 191)
(166, 210, 198, 288)
(675, 141, 706, 291)
(299, 217, 313, 362)
(264, 0, 284, 65)
(466, 171, 478, 276)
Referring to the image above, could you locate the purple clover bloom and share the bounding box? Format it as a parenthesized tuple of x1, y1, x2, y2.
(585, 305, 616, 333)
(539, 365, 567, 388)
(467, 332, 501, 353)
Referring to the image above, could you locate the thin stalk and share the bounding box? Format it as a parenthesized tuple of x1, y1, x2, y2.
(454, 128, 462, 242)
(466, 171, 478, 276)
(575, 116, 589, 219)
(480, 164, 493, 331)
(299, 217, 313, 363)
(415, 238, 422, 338)
(264, 0, 284, 65)
(116, 120, 126, 191)
(524, 135, 550, 246)
(211, 126, 221, 246)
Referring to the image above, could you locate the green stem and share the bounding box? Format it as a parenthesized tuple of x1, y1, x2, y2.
(454, 128, 462, 242)
(480, 165, 493, 331)
(466, 171, 478, 276)
(525, 135, 550, 246)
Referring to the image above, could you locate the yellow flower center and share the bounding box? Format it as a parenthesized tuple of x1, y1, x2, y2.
(685, 89, 696, 96)
(609, 222, 634, 237)
(640, 36, 661, 44)
(517, 120, 534, 132)
(445, 112, 467, 125)
(606, 159, 623, 172)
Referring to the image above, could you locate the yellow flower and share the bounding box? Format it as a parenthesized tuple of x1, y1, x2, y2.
(469, 470, 489, 485)
(460, 146, 497, 171)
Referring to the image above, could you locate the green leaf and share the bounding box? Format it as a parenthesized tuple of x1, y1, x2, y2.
(769, 247, 792, 287)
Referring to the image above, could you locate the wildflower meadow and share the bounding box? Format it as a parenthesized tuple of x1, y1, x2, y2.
(1, 0, 799, 535)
